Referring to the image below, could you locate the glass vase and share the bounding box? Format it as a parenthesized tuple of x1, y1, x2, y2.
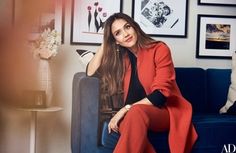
(36, 58, 53, 107)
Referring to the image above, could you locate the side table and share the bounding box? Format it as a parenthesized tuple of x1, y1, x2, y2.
(17, 106, 63, 153)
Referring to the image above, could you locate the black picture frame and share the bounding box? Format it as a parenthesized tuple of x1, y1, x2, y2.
(132, 0, 189, 38)
(198, 0, 236, 7)
(196, 14, 236, 59)
(70, 0, 123, 45)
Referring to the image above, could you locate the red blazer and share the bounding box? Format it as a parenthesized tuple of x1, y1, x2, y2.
(123, 42, 198, 153)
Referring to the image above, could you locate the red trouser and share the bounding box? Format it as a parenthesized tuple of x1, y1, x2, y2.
(113, 104, 170, 153)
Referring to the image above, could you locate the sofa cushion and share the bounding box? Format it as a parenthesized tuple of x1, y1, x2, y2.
(175, 68, 207, 113)
(192, 114, 236, 152)
(227, 103, 236, 115)
(206, 69, 231, 113)
(76, 49, 95, 65)
(101, 114, 236, 153)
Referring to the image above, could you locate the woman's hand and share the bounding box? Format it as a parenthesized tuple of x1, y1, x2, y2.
(108, 107, 128, 133)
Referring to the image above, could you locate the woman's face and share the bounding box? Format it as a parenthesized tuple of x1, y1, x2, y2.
(111, 19, 138, 50)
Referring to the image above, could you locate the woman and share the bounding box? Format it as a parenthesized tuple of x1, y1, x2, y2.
(87, 13, 197, 153)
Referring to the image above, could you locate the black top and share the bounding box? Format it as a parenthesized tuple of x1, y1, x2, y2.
(125, 50, 166, 108)
(125, 51, 146, 104)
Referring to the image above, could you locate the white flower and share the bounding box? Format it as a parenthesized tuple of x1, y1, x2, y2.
(31, 28, 61, 59)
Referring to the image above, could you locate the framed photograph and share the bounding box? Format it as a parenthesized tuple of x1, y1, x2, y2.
(196, 14, 236, 59)
(132, 0, 189, 38)
(198, 0, 236, 7)
(71, 0, 123, 45)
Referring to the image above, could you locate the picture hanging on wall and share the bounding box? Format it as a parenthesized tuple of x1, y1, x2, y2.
(15, 0, 65, 43)
(71, 0, 123, 45)
(132, 0, 189, 38)
(198, 0, 236, 6)
(196, 14, 236, 59)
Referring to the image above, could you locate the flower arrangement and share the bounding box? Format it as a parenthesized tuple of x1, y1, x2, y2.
(31, 28, 61, 59)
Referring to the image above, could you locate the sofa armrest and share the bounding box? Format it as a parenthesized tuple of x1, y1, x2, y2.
(71, 72, 100, 153)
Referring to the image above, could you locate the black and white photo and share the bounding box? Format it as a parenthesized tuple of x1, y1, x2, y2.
(132, 0, 188, 37)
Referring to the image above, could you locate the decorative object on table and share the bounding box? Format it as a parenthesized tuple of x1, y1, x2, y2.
(25, 28, 61, 108)
(132, 0, 188, 38)
(21, 90, 46, 108)
(196, 14, 236, 59)
(76, 49, 95, 65)
(71, 0, 123, 45)
(31, 28, 61, 59)
(220, 51, 236, 114)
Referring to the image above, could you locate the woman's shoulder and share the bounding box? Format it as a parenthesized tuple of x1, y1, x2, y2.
(146, 41, 170, 53)
(149, 41, 168, 48)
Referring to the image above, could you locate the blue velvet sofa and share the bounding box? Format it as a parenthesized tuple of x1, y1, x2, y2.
(71, 67, 236, 153)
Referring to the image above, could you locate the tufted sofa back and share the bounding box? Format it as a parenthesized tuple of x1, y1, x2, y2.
(175, 67, 231, 114)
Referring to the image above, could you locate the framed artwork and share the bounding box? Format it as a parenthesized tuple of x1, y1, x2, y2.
(198, 0, 236, 6)
(56, 0, 65, 44)
(71, 0, 123, 45)
(21, 0, 65, 43)
(132, 0, 189, 38)
(196, 14, 236, 59)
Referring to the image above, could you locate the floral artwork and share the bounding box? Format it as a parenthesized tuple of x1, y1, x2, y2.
(71, 0, 122, 44)
(87, 2, 107, 33)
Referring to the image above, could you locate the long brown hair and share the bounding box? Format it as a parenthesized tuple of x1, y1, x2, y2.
(98, 13, 156, 108)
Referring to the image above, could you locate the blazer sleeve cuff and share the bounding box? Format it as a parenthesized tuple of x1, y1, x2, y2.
(146, 90, 166, 108)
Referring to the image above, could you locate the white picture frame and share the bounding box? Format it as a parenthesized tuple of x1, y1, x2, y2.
(132, 0, 188, 38)
(71, 0, 123, 45)
(196, 14, 236, 59)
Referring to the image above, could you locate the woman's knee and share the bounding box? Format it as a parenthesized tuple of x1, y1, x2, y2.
(128, 104, 145, 115)
(125, 104, 150, 124)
